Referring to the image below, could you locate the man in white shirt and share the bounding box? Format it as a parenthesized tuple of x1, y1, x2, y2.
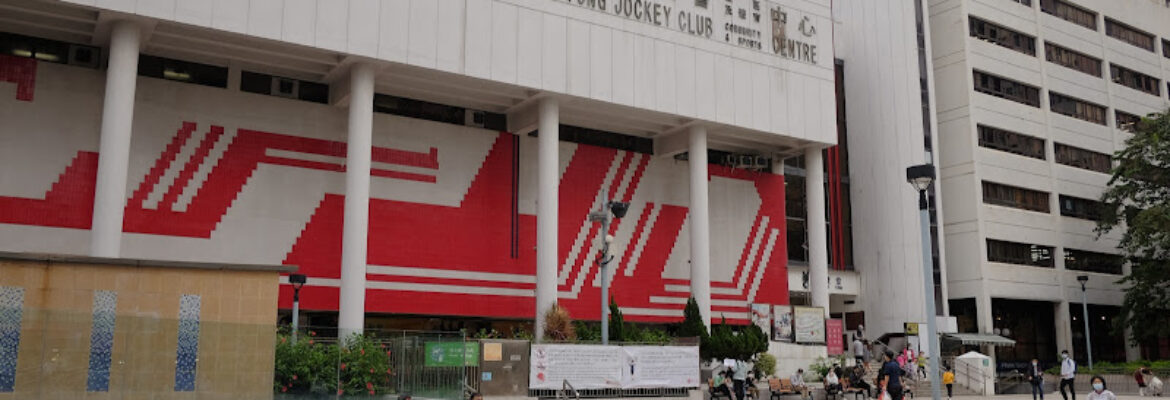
(854, 337, 866, 367)
(1060, 350, 1077, 400)
(791, 369, 810, 400)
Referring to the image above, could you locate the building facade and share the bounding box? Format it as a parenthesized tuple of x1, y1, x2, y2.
(0, 0, 842, 341)
(927, 0, 1170, 366)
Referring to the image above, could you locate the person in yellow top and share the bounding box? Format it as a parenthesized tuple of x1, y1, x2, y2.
(942, 367, 956, 400)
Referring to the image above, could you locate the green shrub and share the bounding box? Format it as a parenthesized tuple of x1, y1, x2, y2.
(273, 331, 394, 396)
(756, 353, 778, 378)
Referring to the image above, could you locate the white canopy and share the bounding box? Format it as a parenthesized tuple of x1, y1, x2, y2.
(955, 351, 991, 360)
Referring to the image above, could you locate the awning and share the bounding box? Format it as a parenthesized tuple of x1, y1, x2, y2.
(943, 333, 1016, 346)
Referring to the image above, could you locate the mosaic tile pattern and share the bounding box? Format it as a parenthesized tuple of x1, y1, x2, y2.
(174, 294, 201, 392)
(86, 290, 117, 392)
(0, 286, 25, 392)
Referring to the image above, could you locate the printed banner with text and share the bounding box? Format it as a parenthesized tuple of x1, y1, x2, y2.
(530, 345, 700, 389)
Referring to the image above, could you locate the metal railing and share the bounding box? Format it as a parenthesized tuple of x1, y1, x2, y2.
(558, 380, 580, 400)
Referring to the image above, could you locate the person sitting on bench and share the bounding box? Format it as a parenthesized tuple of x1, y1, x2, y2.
(792, 369, 812, 400)
(848, 365, 872, 398)
(826, 368, 842, 395)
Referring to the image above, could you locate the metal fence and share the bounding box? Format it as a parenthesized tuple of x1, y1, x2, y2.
(994, 369, 1169, 396)
(275, 327, 478, 400)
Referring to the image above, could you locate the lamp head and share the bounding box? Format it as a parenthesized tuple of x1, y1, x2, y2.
(1077, 275, 1088, 283)
(608, 201, 630, 219)
(289, 273, 307, 289)
(906, 164, 936, 191)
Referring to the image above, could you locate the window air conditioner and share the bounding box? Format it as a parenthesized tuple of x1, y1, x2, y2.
(271, 77, 299, 99)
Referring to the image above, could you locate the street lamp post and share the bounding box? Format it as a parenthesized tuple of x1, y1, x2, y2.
(906, 164, 942, 400)
(1077, 275, 1093, 370)
(289, 273, 306, 343)
(590, 195, 629, 345)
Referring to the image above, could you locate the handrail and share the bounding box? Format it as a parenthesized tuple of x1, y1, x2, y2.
(558, 379, 580, 400)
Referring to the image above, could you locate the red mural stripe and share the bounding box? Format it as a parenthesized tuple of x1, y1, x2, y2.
(576, 152, 635, 291)
(157, 126, 225, 211)
(127, 122, 196, 207)
(560, 150, 627, 291)
(726, 213, 764, 296)
(371, 146, 439, 169)
(0, 55, 37, 101)
(617, 202, 654, 273)
(260, 156, 345, 172)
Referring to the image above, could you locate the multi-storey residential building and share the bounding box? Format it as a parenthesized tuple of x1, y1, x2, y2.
(927, 0, 1170, 366)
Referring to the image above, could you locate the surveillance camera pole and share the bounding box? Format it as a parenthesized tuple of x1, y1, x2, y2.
(590, 193, 616, 345)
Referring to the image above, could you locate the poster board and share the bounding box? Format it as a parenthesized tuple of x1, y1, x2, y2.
(773, 305, 793, 342)
(793, 306, 826, 344)
(826, 319, 844, 355)
(529, 345, 699, 389)
(424, 342, 480, 367)
(750, 304, 771, 335)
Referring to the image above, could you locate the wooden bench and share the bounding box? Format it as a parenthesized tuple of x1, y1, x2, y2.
(840, 378, 867, 400)
(769, 378, 802, 400)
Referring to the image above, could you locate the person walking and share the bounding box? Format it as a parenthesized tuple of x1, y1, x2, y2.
(877, 350, 905, 400)
(917, 355, 927, 379)
(1137, 367, 1149, 397)
(942, 367, 955, 400)
(854, 336, 866, 367)
(1087, 376, 1116, 400)
(1059, 350, 1077, 400)
(733, 359, 749, 400)
(1028, 358, 1045, 400)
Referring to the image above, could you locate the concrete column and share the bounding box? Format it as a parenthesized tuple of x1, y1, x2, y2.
(534, 98, 559, 341)
(90, 21, 141, 257)
(688, 126, 712, 329)
(805, 148, 829, 313)
(338, 63, 375, 339)
(1124, 326, 1141, 362)
(1055, 300, 1074, 356)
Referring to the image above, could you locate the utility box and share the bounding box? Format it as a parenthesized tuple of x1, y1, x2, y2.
(477, 339, 530, 396)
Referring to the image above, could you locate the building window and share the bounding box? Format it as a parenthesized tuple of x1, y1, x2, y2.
(1055, 143, 1111, 173)
(978, 124, 1046, 159)
(1110, 64, 1161, 97)
(982, 181, 1050, 213)
(1064, 248, 1123, 274)
(973, 70, 1041, 107)
(1164, 39, 1170, 59)
(1009, 0, 1032, 6)
(987, 239, 1055, 268)
(1040, 0, 1097, 30)
(1105, 18, 1155, 52)
(138, 55, 228, 88)
(240, 71, 329, 104)
(1116, 110, 1141, 132)
(969, 16, 1036, 56)
(373, 94, 507, 131)
(1049, 92, 1106, 125)
(1059, 195, 1103, 220)
(1044, 42, 1101, 77)
(0, 31, 100, 69)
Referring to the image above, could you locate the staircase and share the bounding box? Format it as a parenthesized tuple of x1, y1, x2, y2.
(854, 361, 980, 398)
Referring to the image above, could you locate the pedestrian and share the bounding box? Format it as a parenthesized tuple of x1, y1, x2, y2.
(791, 369, 811, 400)
(850, 365, 873, 398)
(942, 367, 955, 400)
(470, 392, 484, 400)
(1028, 358, 1045, 400)
(864, 340, 874, 366)
(1087, 375, 1116, 400)
(877, 350, 905, 400)
(1137, 367, 1149, 397)
(1059, 350, 1076, 400)
(855, 336, 866, 367)
(917, 355, 927, 379)
(733, 359, 748, 400)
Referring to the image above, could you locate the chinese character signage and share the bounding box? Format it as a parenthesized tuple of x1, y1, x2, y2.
(826, 319, 844, 355)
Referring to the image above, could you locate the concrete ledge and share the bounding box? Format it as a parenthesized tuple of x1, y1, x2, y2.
(0, 251, 297, 273)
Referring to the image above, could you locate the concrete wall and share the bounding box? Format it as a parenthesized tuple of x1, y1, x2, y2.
(61, 0, 838, 145)
(0, 255, 281, 399)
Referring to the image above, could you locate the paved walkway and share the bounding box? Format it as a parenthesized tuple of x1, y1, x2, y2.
(941, 395, 1159, 400)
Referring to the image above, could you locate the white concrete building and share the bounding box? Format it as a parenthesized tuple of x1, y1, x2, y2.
(924, 0, 1170, 366)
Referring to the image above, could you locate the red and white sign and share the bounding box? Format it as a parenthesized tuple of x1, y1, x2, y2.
(826, 319, 845, 355)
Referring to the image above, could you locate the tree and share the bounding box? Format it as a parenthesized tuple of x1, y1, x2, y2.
(677, 297, 709, 339)
(1096, 108, 1170, 344)
(609, 297, 625, 342)
(542, 303, 577, 341)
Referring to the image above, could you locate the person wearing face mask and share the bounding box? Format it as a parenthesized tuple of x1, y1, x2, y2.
(1059, 350, 1077, 400)
(1028, 358, 1045, 400)
(1086, 375, 1115, 400)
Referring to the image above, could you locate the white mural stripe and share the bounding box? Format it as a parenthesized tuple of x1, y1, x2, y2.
(174, 128, 237, 211)
(735, 216, 770, 291)
(663, 284, 741, 295)
(746, 227, 780, 303)
(367, 265, 535, 284)
(649, 296, 750, 308)
(366, 280, 534, 297)
(263, 149, 438, 177)
(622, 203, 659, 277)
(143, 128, 203, 210)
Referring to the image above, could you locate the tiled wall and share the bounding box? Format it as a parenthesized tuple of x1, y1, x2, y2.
(0, 259, 279, 400)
